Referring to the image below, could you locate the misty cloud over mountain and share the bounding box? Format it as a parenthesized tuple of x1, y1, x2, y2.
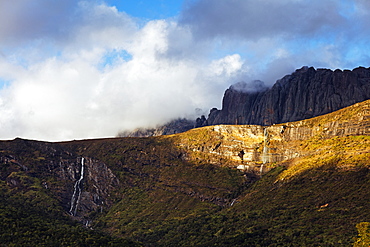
(0, 0, 370, 141)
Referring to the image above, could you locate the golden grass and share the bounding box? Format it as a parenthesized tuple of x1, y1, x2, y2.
(278, 135, 370, 181)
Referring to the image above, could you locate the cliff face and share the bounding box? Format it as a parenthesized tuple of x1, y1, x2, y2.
(175, 99, 370, 174)
(202, 66, 370, 126)
(0, 139, 119, 225)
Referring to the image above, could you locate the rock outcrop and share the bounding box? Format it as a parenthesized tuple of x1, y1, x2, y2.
(175, 99, 370, 174)
(0, 139, 119, 226)
(199, 66, 370, 126)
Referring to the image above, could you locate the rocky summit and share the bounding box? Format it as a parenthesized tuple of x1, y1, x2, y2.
(198, 66, 370, 127)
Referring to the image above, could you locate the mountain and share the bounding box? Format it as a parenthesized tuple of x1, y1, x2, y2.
(197, 66, 370, 127)
(121, 66, 370, 137)
(1, 99, 370, 246)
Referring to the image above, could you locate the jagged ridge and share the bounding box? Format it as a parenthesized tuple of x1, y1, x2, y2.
(199, 66, 370, 126)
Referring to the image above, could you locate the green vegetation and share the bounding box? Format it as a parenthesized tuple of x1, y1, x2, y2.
(60, 133, 370, 246)
(0, 175, 138, 246)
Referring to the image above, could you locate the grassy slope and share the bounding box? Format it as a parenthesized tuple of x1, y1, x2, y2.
(64, 138, 369, 245)
(0, 167, 139, 246)
(80, 100, 369, 246)
(0, 139, 139, 246)
(62, 137, 248, 245)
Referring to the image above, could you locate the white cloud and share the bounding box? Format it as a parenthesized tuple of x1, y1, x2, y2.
(179, 0, 370, 71)
(1, 0, 370, 141)
(208, 54, 243, 77)
(0, 3, 242, 141)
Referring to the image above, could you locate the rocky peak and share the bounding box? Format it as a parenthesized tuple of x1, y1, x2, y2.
(201, 66, 370, 127)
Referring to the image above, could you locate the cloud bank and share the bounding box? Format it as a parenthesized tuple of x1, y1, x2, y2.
(0, 0, 369, 141)
(180, 0, 344, 40)
(180, 0, 370, 80)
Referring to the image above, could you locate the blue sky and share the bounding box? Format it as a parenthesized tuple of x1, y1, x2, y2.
(105, 0, 184, 19)
(0, 0, 369, 141)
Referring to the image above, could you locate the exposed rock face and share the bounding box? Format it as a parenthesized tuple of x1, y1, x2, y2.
(200, 66, 370, 126)
(0, 139, 119, 225)
(176, 99, 370, 174)
(118, 118, 195, 137)
(65, 157, 119, 222)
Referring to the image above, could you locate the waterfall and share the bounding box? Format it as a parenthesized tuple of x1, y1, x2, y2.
(69, 157, 85, 216)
